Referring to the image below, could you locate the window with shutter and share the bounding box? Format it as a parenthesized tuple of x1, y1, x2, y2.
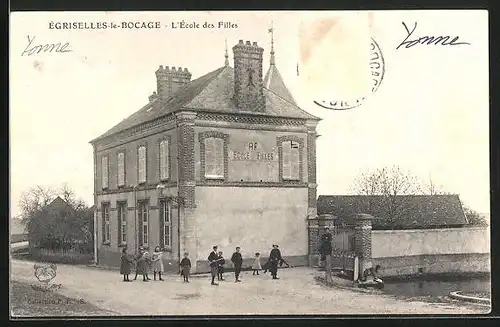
(117, 202, 127, 245)
(159, 140, 169, 180)
(159, 201, 171, 248)
(101, 156, 109, 189)
(117, 152, 125, 187)
(204, 137, 224, 179)
(138, 202, 149, 247)
(102, 203, 110, 244)
(282, 140, 300, 181)
(138, 146, 146, 184)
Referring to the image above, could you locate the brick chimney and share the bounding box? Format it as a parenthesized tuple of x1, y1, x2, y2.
(233, 40, 265, 112)
(155, 66, 192, 101)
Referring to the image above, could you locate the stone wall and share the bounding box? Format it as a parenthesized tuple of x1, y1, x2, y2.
(372, 227, 491, 276)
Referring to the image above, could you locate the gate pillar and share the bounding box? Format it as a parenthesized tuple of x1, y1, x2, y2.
(354, 213, 373, 280)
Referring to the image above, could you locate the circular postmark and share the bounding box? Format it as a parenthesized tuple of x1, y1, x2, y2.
(314, 38, 385, 110)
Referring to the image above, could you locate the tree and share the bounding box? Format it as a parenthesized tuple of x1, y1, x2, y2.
(463, 205, 489, 227)
(352, 166, 422, 227)
(19, 185, 58, 225)
(19, 184, 93, 252)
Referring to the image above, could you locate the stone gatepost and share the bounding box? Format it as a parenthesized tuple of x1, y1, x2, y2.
(307, 216, 320, 267)
(354, 213, 373, 280)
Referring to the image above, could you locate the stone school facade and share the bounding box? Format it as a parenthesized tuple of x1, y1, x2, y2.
(89, 39, 320, 273)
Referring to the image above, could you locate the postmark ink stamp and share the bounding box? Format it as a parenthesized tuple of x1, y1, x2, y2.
(314, 38, 385, 110)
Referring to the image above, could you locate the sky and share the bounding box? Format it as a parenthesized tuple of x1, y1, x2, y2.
(10, 10, 490, 218)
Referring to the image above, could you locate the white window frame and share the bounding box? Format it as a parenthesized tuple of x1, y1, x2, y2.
(101, 156, 109, 189)
(204, 137, 224, 179)
(282, 140, 300, 181)
(102, 204, 110, 243)
(160, 201, 172, 248)
(159, 140, 169, 181)
(117, 152, 125, 187)
(139, 202, 149, 247)
(118, 202, 127, 245)
(138, 146, 147, 184)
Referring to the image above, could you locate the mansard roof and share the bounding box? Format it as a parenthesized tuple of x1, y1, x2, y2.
(91, 65, 319, 143)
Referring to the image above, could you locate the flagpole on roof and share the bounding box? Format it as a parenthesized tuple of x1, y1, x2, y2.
(224, 38, 229, 67)
(268, 21, 275, 66)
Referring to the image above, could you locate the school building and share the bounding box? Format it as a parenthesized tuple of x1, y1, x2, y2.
(89, 37, 320, 273)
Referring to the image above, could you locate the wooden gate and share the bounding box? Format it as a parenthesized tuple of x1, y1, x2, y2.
(330, 223, 356, 272)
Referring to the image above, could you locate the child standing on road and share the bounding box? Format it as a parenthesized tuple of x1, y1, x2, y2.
(252, 252, 262, 275)
(217, 251, 225, 281)
(120, 247, 133, 282)
(180, 252, 191, 283)
(152, 245, 164, 281)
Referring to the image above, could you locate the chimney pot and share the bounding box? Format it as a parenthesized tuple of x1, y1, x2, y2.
(246, 41, 251, 45)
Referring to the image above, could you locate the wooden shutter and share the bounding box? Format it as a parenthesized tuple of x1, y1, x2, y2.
(137, 204, 143, 246)
(282, 141, 291, 179)
(205, 138, 215, 177)
(101, 205, 106, 243)
(138, 146, 146, 183)
(117, 153, 125, 186)
(159, 202, 164, 248)
(101, 156, 108, 188)
(214, 138, 224, 177)
(117, 204, 122, 244)
(290, 142, 300, 180)
(160, 140, 169, 180)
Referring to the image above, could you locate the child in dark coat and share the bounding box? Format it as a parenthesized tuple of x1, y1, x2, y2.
(217, 251, 225, 281)
(180, 252, 191, 283)
(120, 247, 133, 282)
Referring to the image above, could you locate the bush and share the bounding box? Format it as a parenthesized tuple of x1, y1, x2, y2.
(29, 247, 93, 265)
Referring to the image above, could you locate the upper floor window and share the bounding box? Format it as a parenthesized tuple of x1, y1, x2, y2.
(159, 140, 169, 181)
(204, 137, 224, 179)
(101, 156, 109, 189)
(117, 152, 125, 187)
(138, 146, 147, 184)
(282, 140, 300, 181)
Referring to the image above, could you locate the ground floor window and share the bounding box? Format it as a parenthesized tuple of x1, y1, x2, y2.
(159, 200, 172, 248)
(138, 202, 149, 247)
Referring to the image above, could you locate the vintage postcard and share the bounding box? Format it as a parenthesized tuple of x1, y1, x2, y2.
(10, 10, 490, 317)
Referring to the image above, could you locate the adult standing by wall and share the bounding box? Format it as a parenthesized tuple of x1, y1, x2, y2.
(269, 244, 282, 280)
(319, 232, 333, 283)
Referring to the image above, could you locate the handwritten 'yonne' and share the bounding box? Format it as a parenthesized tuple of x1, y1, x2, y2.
(21, 35, 72, 56)
(396, 22, 471, 50)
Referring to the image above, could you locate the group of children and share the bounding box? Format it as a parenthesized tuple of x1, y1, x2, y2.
(120, 245, 291, 283)
(120, 245, 168, 282)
